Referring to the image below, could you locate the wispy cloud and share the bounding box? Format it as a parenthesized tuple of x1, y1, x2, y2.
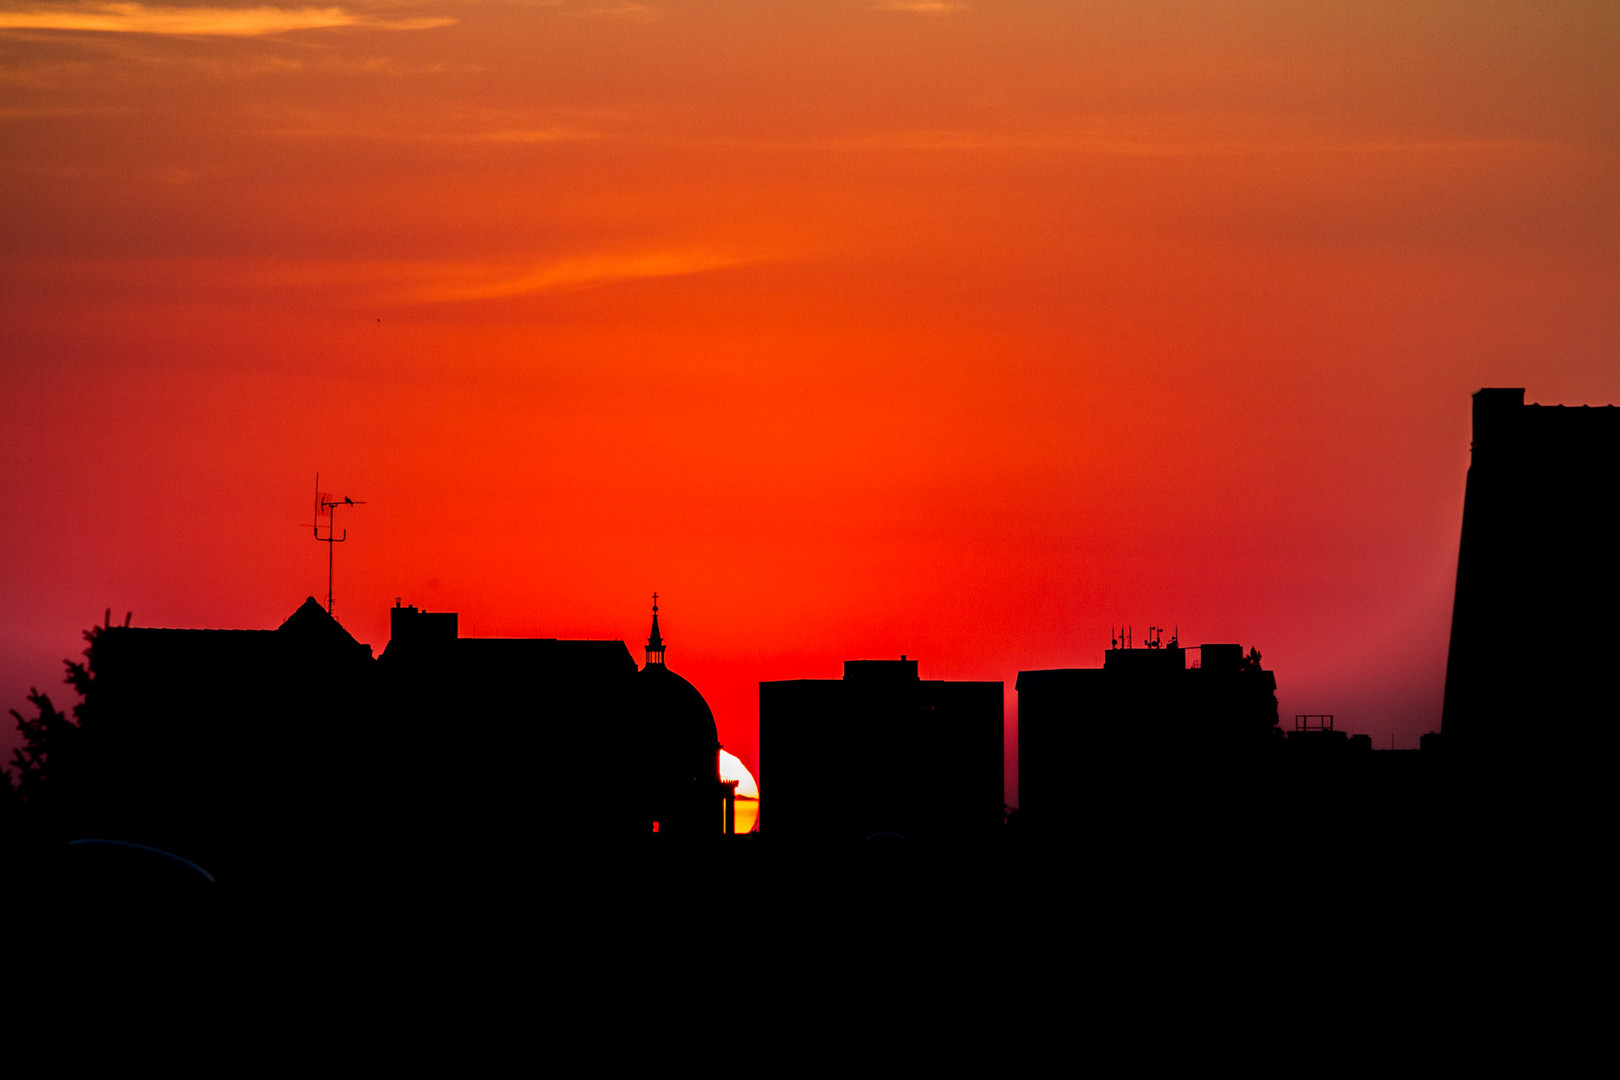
(875, 1, 964, 14)
(257, 122, 605, 140)
(395, 249, 766, 303)
(0, 103, 135, 118)
(829, 123, 1558, 158)
(245, 101, 613, 142)
(0, 3, 453, 37)
(463, 127, 602, 143)
(5, 248, 778, 306)
(570, 2, 655, 18)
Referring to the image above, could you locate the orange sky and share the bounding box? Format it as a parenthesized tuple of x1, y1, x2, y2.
(3, 2, 1617, 803)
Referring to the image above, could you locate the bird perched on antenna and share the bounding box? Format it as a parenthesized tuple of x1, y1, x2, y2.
(310, 474, 365, 616)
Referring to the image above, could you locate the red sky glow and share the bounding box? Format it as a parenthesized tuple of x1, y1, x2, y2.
(4, 2, 1618, 803)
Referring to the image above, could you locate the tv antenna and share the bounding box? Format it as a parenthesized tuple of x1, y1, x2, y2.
(310, 473, 364, 617)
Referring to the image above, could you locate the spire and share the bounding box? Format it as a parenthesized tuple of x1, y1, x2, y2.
(646, 591, 665, 667)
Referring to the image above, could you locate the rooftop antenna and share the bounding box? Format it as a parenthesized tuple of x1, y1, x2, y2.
(311, 473, 364, 617)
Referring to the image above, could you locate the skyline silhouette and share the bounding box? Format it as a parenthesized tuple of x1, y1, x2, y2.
(5, 383, 1614, 833)
(4, 6, 1618, 813)
(2, 377, 1609, 892)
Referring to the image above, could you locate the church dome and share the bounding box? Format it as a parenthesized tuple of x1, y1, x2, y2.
(637, 662, 720, 755)
(634, 594, 721, 791)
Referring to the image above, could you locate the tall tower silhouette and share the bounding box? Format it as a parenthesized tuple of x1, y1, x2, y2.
(1441, 388, 1617, 754)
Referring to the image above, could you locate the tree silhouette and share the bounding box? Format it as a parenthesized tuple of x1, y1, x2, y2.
(5, 623, 100, 816)
(7, 688, 75, 806)
(0, 743, 18, 823)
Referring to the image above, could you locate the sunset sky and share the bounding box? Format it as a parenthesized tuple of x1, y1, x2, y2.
(3, 2, 1617, 803)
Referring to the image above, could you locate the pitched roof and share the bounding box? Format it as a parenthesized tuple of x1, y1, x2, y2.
(276, 596, 372, 658)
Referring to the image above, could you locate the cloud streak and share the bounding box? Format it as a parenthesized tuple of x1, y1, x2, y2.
(0, 248, 778, 307)
(829, 125, 1561, 159)
(0, 3, 453, 36)
(396, 249, 767, 304)
(875, 1, 964, 13)
(245, 102, 612, 143)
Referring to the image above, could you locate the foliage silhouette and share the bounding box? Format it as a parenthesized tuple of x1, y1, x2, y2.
(7, 687, 75, 806)
(6, 624, 100, 813)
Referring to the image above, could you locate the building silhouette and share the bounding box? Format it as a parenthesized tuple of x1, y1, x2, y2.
(378, 598, 643, 843)
(377, 594, 738, 843)
(64, 597, 375, 878)
(1283, 713, 1372, 754)
(1441, 388, 1618, 756)
(1016, 632, 1279, 830)
(51, 594, 739, 880)
(760, 657, 1002, 841)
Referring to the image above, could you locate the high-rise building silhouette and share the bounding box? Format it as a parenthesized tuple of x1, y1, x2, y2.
(1441, 388, 1618, 755)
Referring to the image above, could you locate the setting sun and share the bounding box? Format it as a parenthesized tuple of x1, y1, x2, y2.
(721, 749, 758, 834)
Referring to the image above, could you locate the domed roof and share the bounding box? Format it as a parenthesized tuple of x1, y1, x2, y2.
(638, 661, 719, 752)
(635, 595, 720, 787)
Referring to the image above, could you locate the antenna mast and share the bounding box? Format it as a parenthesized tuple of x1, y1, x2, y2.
(311, 473, 365, 617)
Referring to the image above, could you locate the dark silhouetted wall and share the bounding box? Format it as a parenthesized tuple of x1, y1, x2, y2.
(761, 658, 1003, 841)
(1017, 641, 1279, 828)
